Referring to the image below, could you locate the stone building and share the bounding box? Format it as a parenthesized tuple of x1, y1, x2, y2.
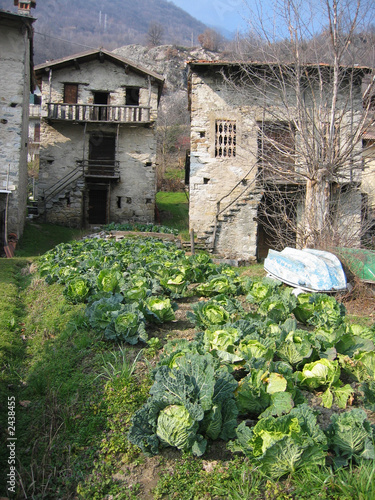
(0, 6, 35, 246)
(35, 49, 164, 227)
(187, 60, 371, 261)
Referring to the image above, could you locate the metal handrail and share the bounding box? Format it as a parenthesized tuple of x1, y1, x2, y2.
(43, 165, 84, 203)
(211, 163, 260, 250)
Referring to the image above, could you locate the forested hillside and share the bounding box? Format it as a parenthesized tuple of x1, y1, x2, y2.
(0, 0, 208, 63)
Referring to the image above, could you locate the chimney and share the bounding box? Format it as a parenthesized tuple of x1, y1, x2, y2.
(13, 0, 36, 16)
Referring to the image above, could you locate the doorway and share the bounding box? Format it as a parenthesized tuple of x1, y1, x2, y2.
(88, 133, 116, 176)
(256, 187, 298, 259)
(88, 187, 108, 224)
(93, 91, 109, 121)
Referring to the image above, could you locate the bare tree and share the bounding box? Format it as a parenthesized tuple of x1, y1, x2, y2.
(147, 22, 164, 47)
(227, 0, 375, 250)
(198, 28, 224, 52)
(156, 92, 190, 190)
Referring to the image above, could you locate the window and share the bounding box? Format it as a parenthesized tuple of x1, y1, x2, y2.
(63, 83, 78, 104)
(126, 88, 140, 106)
(215, 120, 236, 158)
(34, 123, 40, 143)
(258, 122, 295, 178)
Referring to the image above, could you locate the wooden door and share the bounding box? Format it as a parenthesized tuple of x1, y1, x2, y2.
(64, 84, 78, 104)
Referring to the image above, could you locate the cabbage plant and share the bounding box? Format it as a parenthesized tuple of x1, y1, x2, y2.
(128, 352, 238, 456)
(63, 277, 91, 304)
(326, 409, 375, 467)
(295, 358, 353, 408)
(142, 297, 177, 324)
(229, 404, 328, 478)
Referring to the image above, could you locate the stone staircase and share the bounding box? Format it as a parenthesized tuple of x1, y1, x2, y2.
(37, 168, 85, 222)
(197, 187, 263, 253)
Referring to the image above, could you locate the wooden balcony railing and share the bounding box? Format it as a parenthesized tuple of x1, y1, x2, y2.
(77, 160, 120, 179)
(29, 104, 41, 118)
(46, 103, 151, 123)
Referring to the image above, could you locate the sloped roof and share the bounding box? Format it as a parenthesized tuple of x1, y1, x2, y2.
(187, 59, 373, 74)
(35, 48, 164, 84)
(186, 59, 374, 75)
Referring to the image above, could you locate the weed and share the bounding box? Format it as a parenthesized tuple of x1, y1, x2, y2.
(326, 460, 375, 499)
(211, 461, 263, 499)
(95, 345, 143, 382)
(77, 373, 151, 499)
(144, 336, 162, 358)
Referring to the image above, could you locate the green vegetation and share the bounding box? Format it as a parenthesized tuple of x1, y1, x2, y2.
(0, 221, 374, 499)
(16, 221, 84, 257)
(156, 191, 189, 237)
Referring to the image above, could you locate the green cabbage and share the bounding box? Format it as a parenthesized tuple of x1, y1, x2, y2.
(143, 297, 177, 324)
(187, 295, 242, 329)
(96, 269, 123, 293)
(156, 405, 200, 451)
(295, 358, 341, 390)
(326, 409, 375, 467)
(128, 352, 238, 456)
(229, 404, 327, 478)
(277, 329, 313, 367)
(203, 327, 243, 363)
(63, 277, 91, 303)
(294, 293, 346, 329)
(245, 277, 282, 304)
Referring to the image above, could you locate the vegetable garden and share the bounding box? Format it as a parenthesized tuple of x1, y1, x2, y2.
(2, 225, 375, 498)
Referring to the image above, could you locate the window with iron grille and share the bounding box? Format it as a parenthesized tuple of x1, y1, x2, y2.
(215, 120, 236, 158)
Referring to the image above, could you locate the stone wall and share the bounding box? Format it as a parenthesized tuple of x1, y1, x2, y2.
(38, 57, 160, 227)
(188, 69, 268, 259)
(0, 14, 33, 239)
(188, 64, 366, 260)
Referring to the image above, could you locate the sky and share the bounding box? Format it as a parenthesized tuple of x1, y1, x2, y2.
(170, 0, 255, 36)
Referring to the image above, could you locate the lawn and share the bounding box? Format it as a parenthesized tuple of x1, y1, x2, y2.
(156, 191, 189, 237)
(0, 219, 374, 499)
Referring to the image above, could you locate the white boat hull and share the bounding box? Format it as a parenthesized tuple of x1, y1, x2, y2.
(264, 247, 347, 293)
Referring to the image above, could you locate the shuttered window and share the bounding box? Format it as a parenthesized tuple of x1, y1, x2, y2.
(63, 83, 78, 104)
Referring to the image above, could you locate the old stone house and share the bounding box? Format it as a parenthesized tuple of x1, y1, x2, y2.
(360, 79, 375, 241)
(0, 5, 35, 247)
(187, 60, 372, 261)
(35, 49, 164, 227)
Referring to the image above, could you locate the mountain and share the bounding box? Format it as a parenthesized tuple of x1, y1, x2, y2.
(0, 0, 208, 63)
(113, 44, 221, 92)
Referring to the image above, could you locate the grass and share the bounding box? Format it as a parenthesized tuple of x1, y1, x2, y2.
(15, 221, 86, 257)
(156, 191, 189, 238)
(1, 220, 374, 499)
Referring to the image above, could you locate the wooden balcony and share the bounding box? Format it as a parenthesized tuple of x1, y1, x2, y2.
(29, 104, 41, 118)
(77, 160, 120, 180)
(46, 103, 151, 124)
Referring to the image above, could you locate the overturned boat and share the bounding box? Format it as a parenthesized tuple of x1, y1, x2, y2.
(264, 247, 347, 293)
